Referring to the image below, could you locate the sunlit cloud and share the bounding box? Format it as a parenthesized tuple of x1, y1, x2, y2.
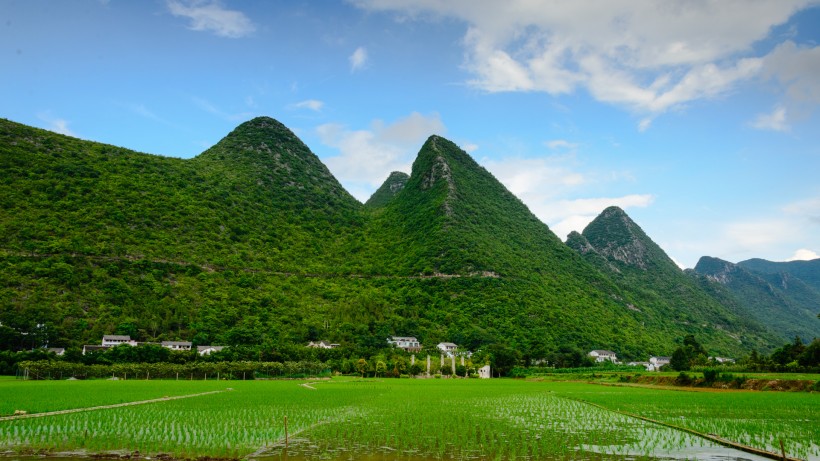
(318, 112, 445, 201)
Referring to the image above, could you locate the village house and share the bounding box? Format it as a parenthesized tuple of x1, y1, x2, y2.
(588, 350, 619, 363)
(648, 356, 671, 371)
(478, 364, 491, 378)
(710, 356, 736, 364)
(102, 335, 137, 347)
(387, 336, 422, 352)
(197, 345, 226, 356)
(307, 340, 339, 349)
(161, 341, 192, 351)
(437, 342, 458, 357)
(46, 347, 65, 356)
(82, 344, 109, 355)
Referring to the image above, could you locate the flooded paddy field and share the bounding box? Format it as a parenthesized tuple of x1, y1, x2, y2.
(0, 378, 817, 461)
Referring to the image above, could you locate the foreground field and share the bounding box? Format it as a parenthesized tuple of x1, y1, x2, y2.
(0, 377, 817, 461)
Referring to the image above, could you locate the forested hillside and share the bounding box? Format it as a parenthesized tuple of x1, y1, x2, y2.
(695, 256, 820, 342)
(0, 117, 785, 359)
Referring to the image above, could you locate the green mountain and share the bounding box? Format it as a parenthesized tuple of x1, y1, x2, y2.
(0, 117, 782, 358)
(694, 256, 820, 342)
(568, 207, 777, 354)
(738, 258, 820, 293)
(364, 171, 409, 208)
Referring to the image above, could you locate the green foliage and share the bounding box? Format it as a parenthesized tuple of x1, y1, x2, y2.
(570, 207, 779, 356)
(694, 256, 820, 342)
(0, 117, 786, 364)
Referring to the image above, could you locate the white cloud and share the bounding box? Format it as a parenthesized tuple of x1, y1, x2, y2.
(545, 139, 578, 150)
(318, 112, 445, 201)
(724, 219, 801, 252)
(750, 106, 790, 132)
(638, 117, 653, 132)
(481, 152, 653, 239)
(349, 46, 369, 72)
(291, 99, 325, 112)
(764, 41, 820, 104)
(192, 97, 254, 121)
(353, 1, 815, 120)
(546, 195, 654, 239)
(783, 196, 820, 224)
(786, 248, 819, 261)
(37, 112, 76, 137)
(461, 143, 479, 153)
(167, 0, 255, 38)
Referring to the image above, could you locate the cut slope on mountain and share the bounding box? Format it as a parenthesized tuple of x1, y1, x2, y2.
(695, 256, 820, 341)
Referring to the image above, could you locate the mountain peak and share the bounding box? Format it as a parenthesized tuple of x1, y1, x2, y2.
(582, 206, 678, 271)
(365, 171, 410, 208)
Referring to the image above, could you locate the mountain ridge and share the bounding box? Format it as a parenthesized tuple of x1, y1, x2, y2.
(0, 116, 787, 357)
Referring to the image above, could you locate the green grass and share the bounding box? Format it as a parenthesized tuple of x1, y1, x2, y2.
(548, 381, 820, 460)
(0, 378, 817, 460)
(0, 379, 229, 416)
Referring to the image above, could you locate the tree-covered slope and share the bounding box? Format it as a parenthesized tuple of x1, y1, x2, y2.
(569, 207, 778, 354)
(0, 118, 783, 358)
(738, 258, 820, 293)
(695, 256, 820, 341)
(364, 171, 409, 208)
(0, 117, 365, 273)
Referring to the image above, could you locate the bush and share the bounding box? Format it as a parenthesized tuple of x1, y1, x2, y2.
(702, 369, 718, 384)
(675, 371, 692, 386)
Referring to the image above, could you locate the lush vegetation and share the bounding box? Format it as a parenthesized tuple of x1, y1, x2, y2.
(1, 378, 817, 460)
(552, 381, 820, 461)
(0, 117, 799, 365)
(694, 256, 820, 342)
(568, 208, 779, 354)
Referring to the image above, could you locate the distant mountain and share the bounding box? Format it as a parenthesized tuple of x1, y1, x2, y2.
(738, 258, 820, 293)
(0, 117, 783, 357)
(694, 256, 820, 342)
(365, 171, 409, 208)
(568, 207, 777, 354)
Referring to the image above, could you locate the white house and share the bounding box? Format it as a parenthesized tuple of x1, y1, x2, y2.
(102, 335, 137, 347)
(478, 364, 491, 379)
(648, 356, 671, 371)
(197, 345, 226, 356)
(589, 350, 619, 363)
(82, 344, 109, 355)
(710, 356, 735, 364)
(162, 341, 192, 351)
(387, 336, 422, 352)
(46, 347, 65, 356)
(307, 340, 339, 349)
(437, 342, 458, 357)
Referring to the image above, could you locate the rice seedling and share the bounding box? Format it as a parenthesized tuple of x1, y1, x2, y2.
(0, 377, 816, 460)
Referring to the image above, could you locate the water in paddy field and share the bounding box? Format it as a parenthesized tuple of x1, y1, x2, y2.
(249, 441, 781, 461)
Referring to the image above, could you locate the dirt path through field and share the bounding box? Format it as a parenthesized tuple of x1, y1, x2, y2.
(0, 388, 230, 422)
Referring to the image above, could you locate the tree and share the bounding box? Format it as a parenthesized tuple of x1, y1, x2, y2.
(375, 360, 386, 377)
(408, 362, 423, 376)
(670, 347, 690, 371)
(356, 358, 368, 378)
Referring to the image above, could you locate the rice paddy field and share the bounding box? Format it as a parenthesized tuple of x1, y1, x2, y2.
(0, 377, 818, 461)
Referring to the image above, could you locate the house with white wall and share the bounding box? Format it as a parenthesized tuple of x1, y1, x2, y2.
(161, 341, 192, 351)
(102, 335, 137, 347)
(588, 350, 619, 363)
(388, 336, 422, 352)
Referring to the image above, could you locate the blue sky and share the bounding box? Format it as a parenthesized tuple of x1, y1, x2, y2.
(2, 0, 820, 268)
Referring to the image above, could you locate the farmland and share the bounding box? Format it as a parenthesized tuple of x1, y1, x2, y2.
(0, 377, 817, 461)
